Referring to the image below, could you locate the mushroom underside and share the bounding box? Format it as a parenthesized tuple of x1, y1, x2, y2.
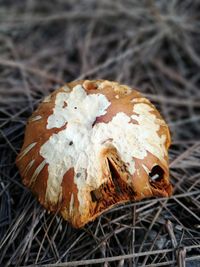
(90, 152, 169, 218)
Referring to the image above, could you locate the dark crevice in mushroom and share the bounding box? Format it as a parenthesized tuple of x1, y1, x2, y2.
(149, 165, 164, 182)
(62, 101, 67, 108)
(149, 183, 158, 189)
(90, 189, 102, 202)
(107, 158, 122, 194)
(76, 173, 81, 178)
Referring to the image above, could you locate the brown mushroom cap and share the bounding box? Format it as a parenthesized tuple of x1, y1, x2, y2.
(16, 80, 172, 228)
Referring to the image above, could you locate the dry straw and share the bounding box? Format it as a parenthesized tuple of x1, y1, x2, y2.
(0, 0, 200, 266)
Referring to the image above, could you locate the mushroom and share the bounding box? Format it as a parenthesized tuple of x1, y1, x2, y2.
(16, 80, 172, 228)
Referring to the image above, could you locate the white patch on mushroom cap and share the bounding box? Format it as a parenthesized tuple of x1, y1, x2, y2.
(41, 85, 111, 208)
(40, 84, 167, 217)
(69, 193, 74, 216)
(22, 159, 35, 176)
(29, 160, 46, 186)
(62, 85, 71, 92)
(131, 103, 167, 164)
(30, 115, 42, 122)
(131, 97, 150, 104)
(18, 142, 37, 161)
(43, 95, 51, 103)
(47, 85, 110, 129)
(142, 164, 150, 175)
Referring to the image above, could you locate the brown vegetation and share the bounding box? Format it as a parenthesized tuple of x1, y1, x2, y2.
(0, 0, 200, 266)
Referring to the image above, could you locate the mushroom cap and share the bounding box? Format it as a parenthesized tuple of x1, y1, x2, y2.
(16, 80, 172, 228)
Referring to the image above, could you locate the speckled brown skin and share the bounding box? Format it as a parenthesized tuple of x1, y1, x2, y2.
(16, 80, 172, 228)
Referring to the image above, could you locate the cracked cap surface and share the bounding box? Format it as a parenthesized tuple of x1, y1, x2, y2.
(16, 80, 172, 228)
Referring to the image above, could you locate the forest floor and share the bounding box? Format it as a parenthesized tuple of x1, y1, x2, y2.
(0, 1, 200, 266)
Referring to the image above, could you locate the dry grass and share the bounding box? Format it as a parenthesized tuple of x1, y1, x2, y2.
(0, 0, 200, 266)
